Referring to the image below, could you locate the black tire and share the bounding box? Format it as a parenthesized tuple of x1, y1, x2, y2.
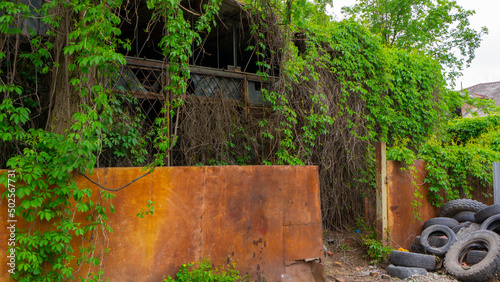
(453, 211, 476, 223)
(389, 250, 436, 270)
(420, 225, 457, 256)
(414, 236, 422, 247)
(387, 264, 427, 279)
(410, 243, 425, 254)
(439, 199, 487, 218)
(444, 230, 500, 282)
(475, 204, 500, 223)
(428, 234, 448, 248)
(423, 217, 459, 230)
(411, 235, 446, 253)
(452, 221, 473, 234)
(480, 214, 500, 234)
(465, 250, 488, 265)
(457, 223, 481, 240)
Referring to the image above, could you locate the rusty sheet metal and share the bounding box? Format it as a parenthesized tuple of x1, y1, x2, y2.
(387, 160, 494, 249)
(1, 166, 323, 282)
(387, 160, 440, 249)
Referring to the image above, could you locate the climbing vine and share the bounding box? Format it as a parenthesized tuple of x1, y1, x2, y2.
(419, 115, 500, 206)
(243, 0, 460, 228)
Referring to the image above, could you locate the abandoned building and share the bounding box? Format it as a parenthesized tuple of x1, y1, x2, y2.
(9, 0, 280, 168)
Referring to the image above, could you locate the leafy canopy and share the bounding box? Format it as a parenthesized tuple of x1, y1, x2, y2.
(343, 0, 488, 85)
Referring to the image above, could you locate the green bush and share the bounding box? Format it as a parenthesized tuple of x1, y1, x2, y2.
(164, 258, 249, 282)
(419, 115, 500, 206)
(361, 232, 393, 264)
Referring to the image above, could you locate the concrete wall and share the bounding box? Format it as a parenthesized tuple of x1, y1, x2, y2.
(0, 166, 324, 281)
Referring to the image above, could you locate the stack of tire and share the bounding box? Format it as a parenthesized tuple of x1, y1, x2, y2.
(388, 199, 500, 281)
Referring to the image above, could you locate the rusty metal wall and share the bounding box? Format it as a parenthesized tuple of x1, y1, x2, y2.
(387, 160, 439, 249)
(0, 166, 323, 281)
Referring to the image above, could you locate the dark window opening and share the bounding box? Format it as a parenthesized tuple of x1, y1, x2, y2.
(117, 0, 259, 74)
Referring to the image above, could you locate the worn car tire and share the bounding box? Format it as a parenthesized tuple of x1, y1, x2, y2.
(457, 223, 481, 240)
(410, 236, 424, 253)
(453, 221, 473, 234)
(453, 211, 476, 223)
(423, 217, 459, 230)
(444, 230, 500, 282)
(475, 204, 500, 223)
(389, 250, 436, 270)
(439, 199, 487, 218)
(411, 235, 446, 253)
(480, 214, 500, 234)
(465, 250, 488, 265)
(414, 236, 422, 246)
(420, 225, 457, 256)
(428, 234, 448, 248)
(410, 243, 425, 254)
(387, 264, 427, 279)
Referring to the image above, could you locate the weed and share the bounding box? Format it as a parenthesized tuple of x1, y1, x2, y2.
(164, 258, 249, 282)
(339, 243, 352, 251)
(361, 236, 393, 264)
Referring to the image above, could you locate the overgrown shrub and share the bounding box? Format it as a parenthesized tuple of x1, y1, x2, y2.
(419, 115, 500, 206)
(361, 232, 393, 264)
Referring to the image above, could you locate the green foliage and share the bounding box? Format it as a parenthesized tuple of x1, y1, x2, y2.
(361, 233, 393, 264)
(339, 243, 352, 251)
(324, 20, 455, 148)
(164, 258, 248, 282)
(146, 0, 222, 166)
(137, 200, 156, 218)
(249, 9, 455, 164)
(447, 114, 500, 144)
(0, 0, 227, 277)
(419, 115, 500, 207)
(0, 98, 115, 281)
(344, 0, 488, 84)
(478, 129, 500, 153)
(0, 0, 150, 280)
(354, 217, 370, 232)
(462, 94, 500, 117)
(387, 138, 416, 168)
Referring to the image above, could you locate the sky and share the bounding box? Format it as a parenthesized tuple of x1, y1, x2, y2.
(329, 0, 500, 90)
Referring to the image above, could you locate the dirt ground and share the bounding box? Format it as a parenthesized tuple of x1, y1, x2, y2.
(322, 229, 459, 281)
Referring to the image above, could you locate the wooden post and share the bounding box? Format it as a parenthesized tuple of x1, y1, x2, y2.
(376, 142, 388, 244)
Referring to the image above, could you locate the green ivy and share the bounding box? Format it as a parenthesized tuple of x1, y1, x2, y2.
(419, 115, 500, 207)
(0, 0, 143, 280)
(0, 98, 115, 281)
